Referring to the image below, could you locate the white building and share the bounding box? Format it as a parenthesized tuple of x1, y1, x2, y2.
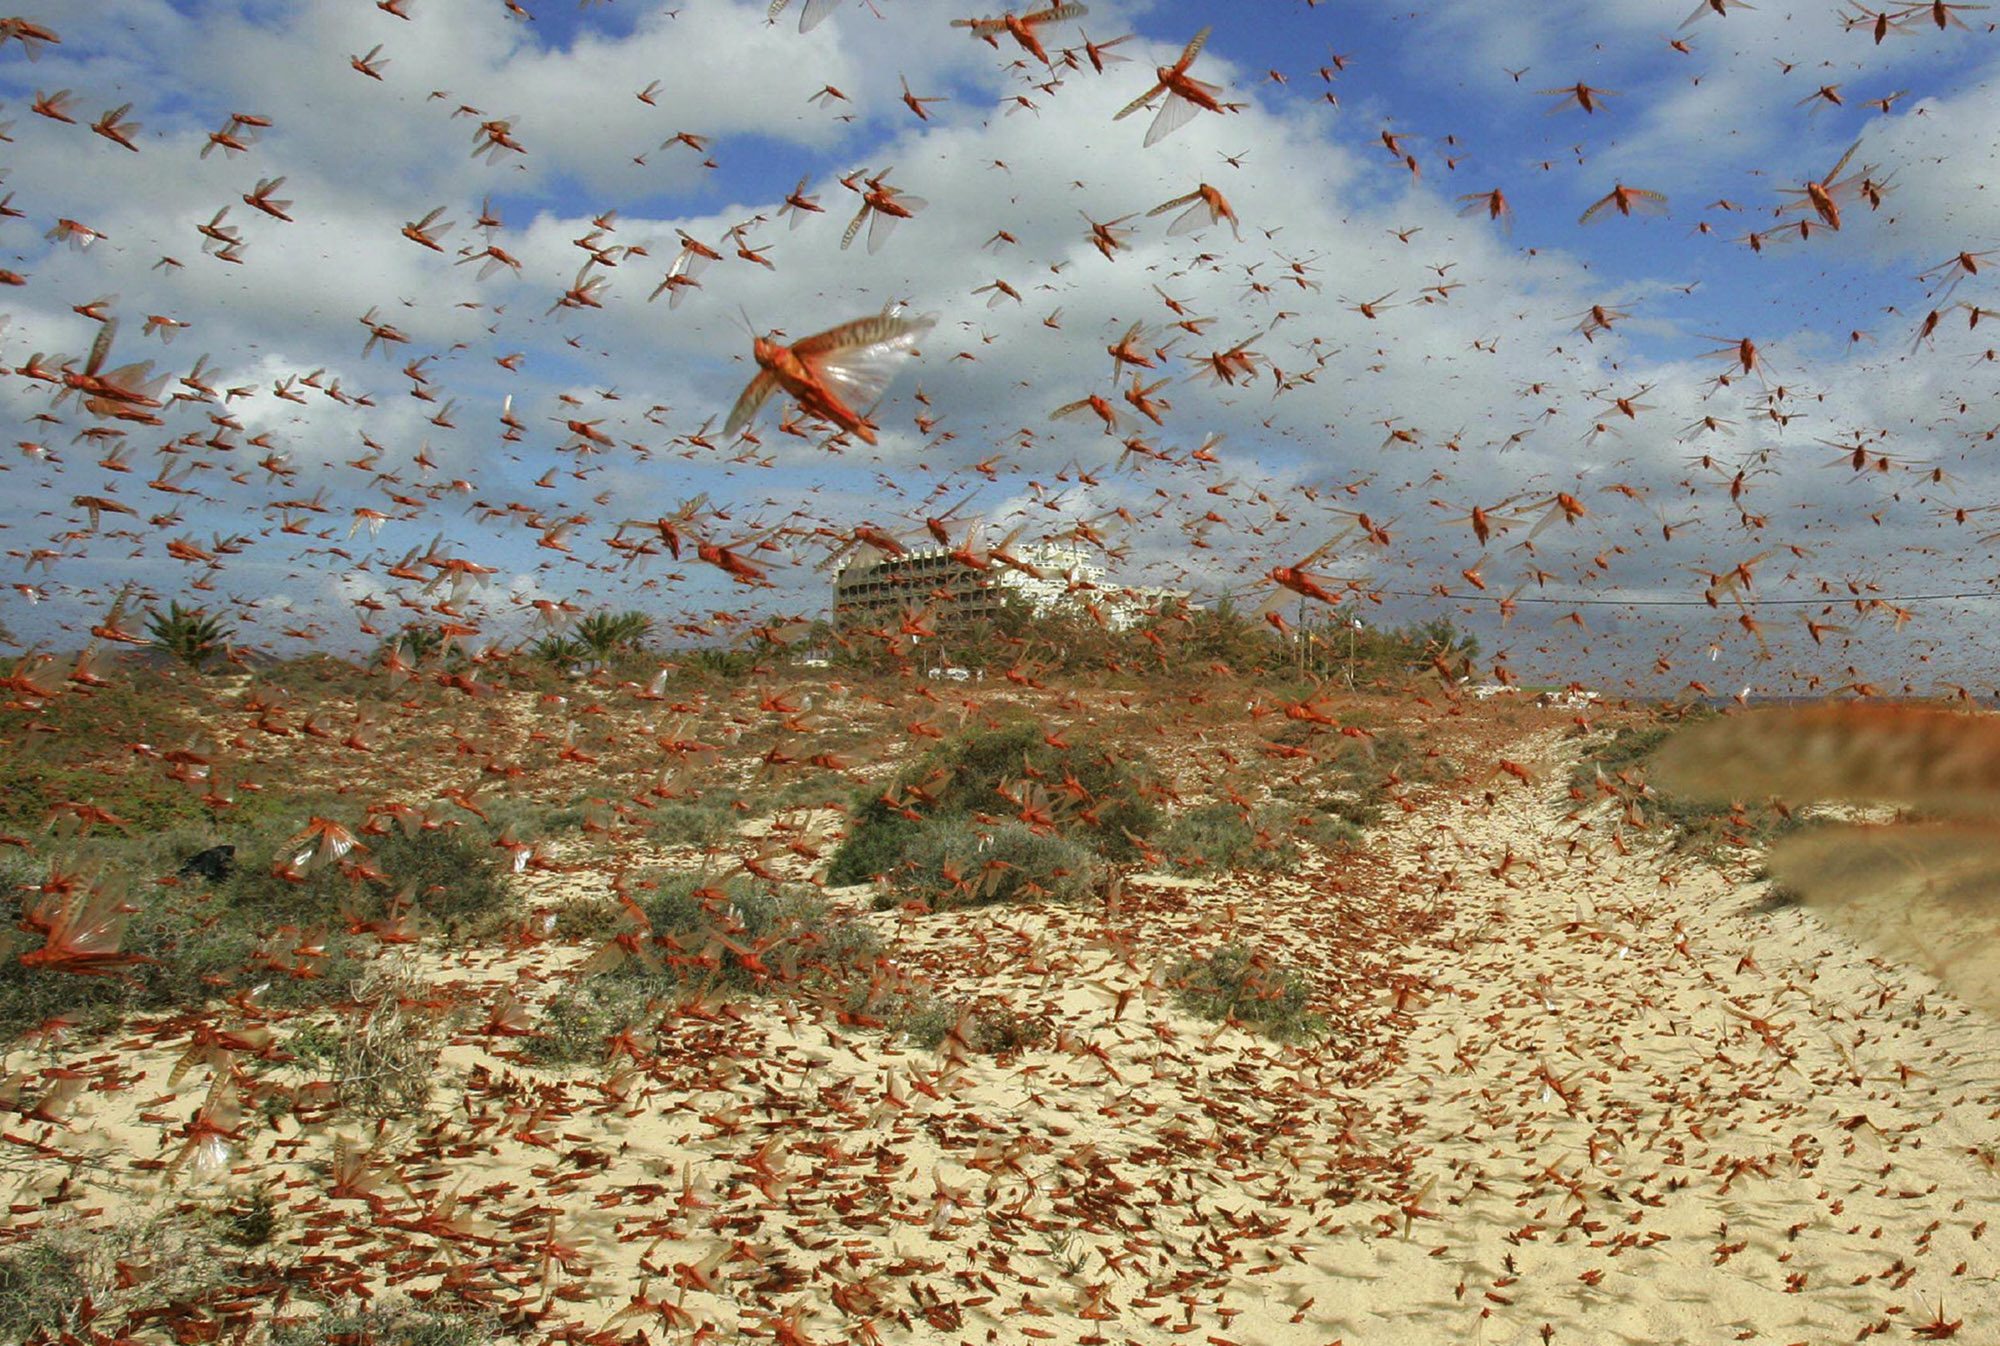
(832, 541, 1181, 634)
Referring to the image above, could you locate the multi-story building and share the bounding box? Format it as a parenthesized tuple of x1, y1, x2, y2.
(831, 542, 1180, 634)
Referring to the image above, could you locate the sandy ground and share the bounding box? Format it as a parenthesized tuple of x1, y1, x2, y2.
(6, 719, 1999, 1345)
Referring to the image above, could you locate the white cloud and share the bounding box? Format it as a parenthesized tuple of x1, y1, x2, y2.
(0, 0, 1997, 691)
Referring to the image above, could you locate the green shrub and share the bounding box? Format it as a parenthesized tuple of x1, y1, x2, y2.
(765, 776, 850, 813)
(1315, 792, 1382, 829)
(1171, 944, 1325, 1042)
(1158, 803, 1277, 873)
(375, 623, 465, 668)
(0, 1212, 238, 1343)
(0, 809, 506, 1043)
(146, 602, 235, 671)
(675, 647, 759, 681)
(479, 796, 583, 838)
(525, 977, 663, 1066)
(0, 1227, 93, 1339)
(124, 893, 370, 1015)
(1289, 727, 1448, 830)
(1570, 724, 1670, 803)
(548, 896, 627, 942)
(646, 796, 739, 849)
(826, 802, 919, 887)
(245, 653, 368, 699)
(0, 852, 34, 903)
(287, 958, 452, 1116)
(0, 754, 230, 836)
(1154, 799, 1359, 874)
(220, 821, 519, 936)
(635, 875, 880, 986)
(528, 875, 882, 1064)
(892, 995, 957, 1049)
(527, 634, 589, 669)
(0, 858, 372, 1043)
(573, 610, 654, 663)
(1294, 805, 1363, 853)
(886, 818, 1103, 910)
(1750, 881, 1803, 913)
(898, 998, 1049, 1055)
(219, 1187, 280, 1248)
(827, 720, 1160, 885)
(269, 1303, 498, 1346)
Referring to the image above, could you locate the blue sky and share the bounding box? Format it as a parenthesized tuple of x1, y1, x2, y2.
(1, 0, 1997, 695)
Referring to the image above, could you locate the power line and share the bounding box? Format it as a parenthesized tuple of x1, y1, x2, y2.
(1320, 583, 2000, 609)
(1193, 579, 2000, 617)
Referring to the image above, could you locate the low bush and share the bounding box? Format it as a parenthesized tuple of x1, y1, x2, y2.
(827, 720, 1160, 886)
(826, 803, 915, 888)
(637, 875, 880, 981)
(1316, 728, 1451, 825)
(1170, 943, 1325, 1042)
(287, 958, 453, 1116)
(526, 977, 662, 1067)
(645, 796, 740, 849)
(0, 1226, 92, 1340)
(1315, 792, 1382, 829)
(527, 875, 882, 1064)
(898, 997, 1049, 1056)
(0, 798, 523, 1040)
(1154, 798, 1363, 875)
(1, 859, 371, 1044)
(548, 895, 627, 942)
(1158, 803, 1289, 873)
(219, 821, 520, 936)
(1158, 802, 1260, 873)
(480, 795, 584, 839)
(268, 1303, 498, 1346)
(0, 669, 268, 836)
(765, 776, 851, 813)
(884, 818, 1103, 911)
(0, 1211, 238, 1343)
(1295, 806, 1363, 853)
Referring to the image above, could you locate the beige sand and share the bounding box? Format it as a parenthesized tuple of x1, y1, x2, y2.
(6, 718, 1998, 1345)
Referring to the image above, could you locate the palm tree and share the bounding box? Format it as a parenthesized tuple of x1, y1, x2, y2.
(528, 634, 589, 670)
(146, 602, 234, 670)
(572, 610, 653, 664)
(379, 622, 453, 666)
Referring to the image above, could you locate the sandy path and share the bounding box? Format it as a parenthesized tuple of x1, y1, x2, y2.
(1323, 727, 2000, 1344)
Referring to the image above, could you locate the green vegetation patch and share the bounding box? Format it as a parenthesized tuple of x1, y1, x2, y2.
(268, 1304, 499, 1346)
(1152, 800, 1361, 874)
(1, 816, 524, 1044)
(884, 818, 1104, 910)
(527, 874, 882, 1065)
(1170, 943, 1326, 1043)
(896, 996, 1050, 1056)
(827, 719, 1161, 886)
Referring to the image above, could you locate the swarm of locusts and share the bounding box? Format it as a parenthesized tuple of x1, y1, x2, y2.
(3, 1, 2000, 1343)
